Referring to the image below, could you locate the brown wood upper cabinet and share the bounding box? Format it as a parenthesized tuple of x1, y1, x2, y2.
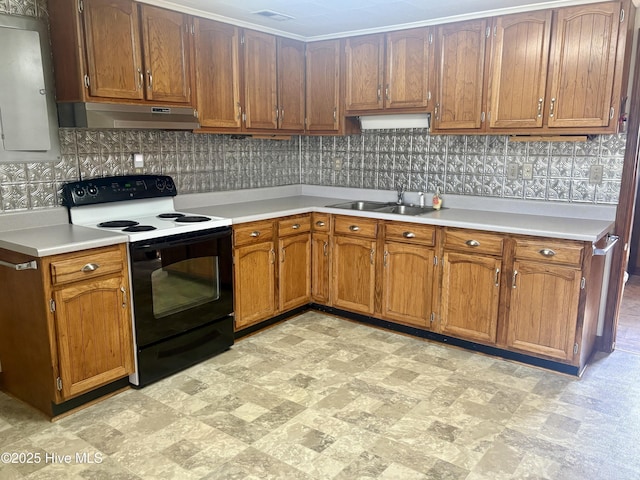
(345, 28, 432, 114)
(432, 19, 489, 131)
(49, 0, 193, 105)
(487, 1, 631, 133)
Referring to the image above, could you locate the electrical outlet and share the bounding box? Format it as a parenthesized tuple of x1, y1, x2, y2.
(522, 163, 533, 180)
(589, 164, 604, 185)
(506, 163, 518, 180)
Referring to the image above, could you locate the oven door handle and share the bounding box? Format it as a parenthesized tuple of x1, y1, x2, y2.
(131, 227, 231, 251)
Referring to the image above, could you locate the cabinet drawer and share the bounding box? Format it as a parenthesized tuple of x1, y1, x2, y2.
(444, 228, 504, 256)
(233, 220, 274, 247)
(278, 215, 311, 236)
(312, 212, 331, 232)
(385, 221, 435, 246)
(515, 237, 584, 266)
(334, 215, 378, 238)
(50, 247, 124, 285)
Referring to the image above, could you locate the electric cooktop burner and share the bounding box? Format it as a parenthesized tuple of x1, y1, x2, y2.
(123, 225, 157, 232)
(98, 220, 139, 228)
(157, 213, 186, 219)
(175, 216, 211, 223)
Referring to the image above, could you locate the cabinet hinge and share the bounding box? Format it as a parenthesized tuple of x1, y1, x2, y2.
(581, 277, 586, 290)
(428, 33, 433, 44)
(78, 0, 83, 13)
(49, 298, 56, 313)
(56, 377, 63, 391)
(84, 74, 90, 88)
(573, 343, 579, 355)
(620, 8, 625, 23)
(485, 27, 490, 38)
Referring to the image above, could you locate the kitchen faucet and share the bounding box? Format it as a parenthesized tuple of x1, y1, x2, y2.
(396, 184, 406, 205)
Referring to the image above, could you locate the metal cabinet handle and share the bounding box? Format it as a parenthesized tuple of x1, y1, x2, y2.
(323, 241, 328, 256)
(291, 224, 300, 230)
(333, 107, 337, 122)
(147, 70, 153, 89)
(250, 231, 261, 237)
(349, 225, 360, 232)
(403, 232, 415, 238)
(539, 249, 556, 257)
(377, 85, 382, 101)
(537, 98, 543, 117)
(281, 108, 285, 121)
(383, 250, 388, 267)
(385, 84, 390, 101)
(270, 249, 275, 264)
(137, 67, 143, 89)
(466, 239, 480, 247)
(81, 263, 100, 272)
(281, 247, 286, 263)
(370, 249, 375, 265)
(0, 259, 37, 270)
(512, 270, 518, 288)
(434, 103, 440, 120)
(316, 221, 326, 227)
(121, 286, 127, 308)
(549, 98, 556, 118)
(593, 234, 619, 256)
(494, 268, 500, 287)
(237, 102, 242, 120)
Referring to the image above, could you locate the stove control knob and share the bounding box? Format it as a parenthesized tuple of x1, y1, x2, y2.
(165, 179, 175, 191)
(87, 185, 98, 196)
(74, 187, 86, 197)
(155, 178, 165, 191)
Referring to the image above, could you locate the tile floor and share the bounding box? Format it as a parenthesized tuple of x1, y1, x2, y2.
(1, 310, 640, 479)
(616, 274, 640, 354)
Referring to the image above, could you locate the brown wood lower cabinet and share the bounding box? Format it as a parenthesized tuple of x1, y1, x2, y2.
(279, 233, 311, 312)
(332, 235, 376, 314)
(0, 243, 134, 417)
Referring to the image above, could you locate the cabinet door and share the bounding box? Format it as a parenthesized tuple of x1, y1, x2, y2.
(54, 276, 133, 399)
(441, 251, 501, 344)
(344, 34, 385, 112)
(332, 236, 376, 315)
(385, 27, 431, 110)
(306, 40, 341, 132)
(194, 18, 242, 129)
(234, 241, 276, 329)
(382, 242, 435, 328)
(488, 11, 551, 129)
(244, 30, 278, 130)
(277, 38, 306, 131)
(507, 260, 581, 361)
(140, 5, 192, 104)
(82, 0, 143, 100)
(311, 233, 331, 304)
(546, 3, 621, 128)
(279, 233, 311, 311)
(434, 19, 487, 130)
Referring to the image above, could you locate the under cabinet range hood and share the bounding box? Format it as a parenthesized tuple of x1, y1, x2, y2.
(57, 102, 200, 130)
(358, 113, 430, 130)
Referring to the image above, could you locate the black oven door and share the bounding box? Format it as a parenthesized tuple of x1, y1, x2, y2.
(129, 226, 233, 348)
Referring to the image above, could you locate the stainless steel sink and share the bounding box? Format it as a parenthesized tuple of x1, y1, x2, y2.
(326, 201, 441, 216)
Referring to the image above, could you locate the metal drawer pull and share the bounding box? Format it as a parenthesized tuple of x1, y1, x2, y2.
(349, 225, 360, 232)
(539, 249, 556, 257)
(593, 235, 619, 256)
(0, 259, 37, 271)
(291, 223, 301, 229)
(81, 263, 100, 272)
(250, 231, 261, 237)
(316, 221, 326, 227)
(466, 239, 480, 247)
(403, 232, 416, 238)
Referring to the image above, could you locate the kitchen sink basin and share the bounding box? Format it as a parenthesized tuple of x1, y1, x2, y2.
(327, 201, 441, 216)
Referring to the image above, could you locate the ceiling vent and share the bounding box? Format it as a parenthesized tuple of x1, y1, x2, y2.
(253, 10, 295, 22)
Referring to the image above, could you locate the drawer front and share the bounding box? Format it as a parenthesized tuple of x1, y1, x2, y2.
(312, 212, 331, 232)
(278, 215, 311, 237)
(333, 215, 378, 238)
(385, 221, 436, 246)
(515, 237, 584, 266)
(444, 228, 504, 256)
(50, 247, 124, 285)
(233, 220, 274, 247)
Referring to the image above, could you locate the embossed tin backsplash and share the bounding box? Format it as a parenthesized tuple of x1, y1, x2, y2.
(0, 129, 626, 212)
(0, 3, 627, 213)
